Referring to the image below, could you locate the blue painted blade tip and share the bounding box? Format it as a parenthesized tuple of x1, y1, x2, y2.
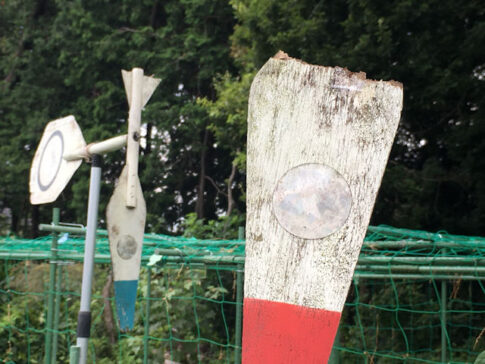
(114, 280, 138, 331)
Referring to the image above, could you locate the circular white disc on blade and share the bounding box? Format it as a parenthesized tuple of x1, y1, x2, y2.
(272, 163, 352, 239)
(29, 115, 86, 205)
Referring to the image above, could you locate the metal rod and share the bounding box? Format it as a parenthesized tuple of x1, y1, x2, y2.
(362, 240, 485, 249)
(4, 248, 485, 278)
(143, 268, 152, 364)
(44, 207, 59, 364)
(0, 251, 245, 265)
(234, 227, 244, 364)
(39, 224, 97, 235)
(75, 155, 102, 364)
(441, 278, 447, 362)
(358, 256, 485, 265)
(39, 224, 245, 246)
(87, 134, 127, 155)
(52, 247, 63, 363)
(353, 273, 485, 280)
(38, 223, 485, 251)
(63, 134, 127, 161)
(356, 265, 485, 273)
(3, 249, 485, 277)
(367, 225, 447, 241)
(441, 249, 447, 362)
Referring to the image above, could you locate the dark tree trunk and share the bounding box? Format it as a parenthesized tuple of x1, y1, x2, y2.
(31, 205, 39, 238)
(195, 129, 209, 219)
(145, 122, 153, 154)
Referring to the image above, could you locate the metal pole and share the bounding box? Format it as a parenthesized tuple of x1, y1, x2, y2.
(143, 268, 152, 364)
(71, 155, 102, 364)
(234, 226, 244, 364)
(441, 249, 448, 362)
(356, 264, 485, 274)
(52, 257, 63, 363)
(45, 207, 60, 364)
(441, 278, 447, 362)
(64, 134, 127, 161)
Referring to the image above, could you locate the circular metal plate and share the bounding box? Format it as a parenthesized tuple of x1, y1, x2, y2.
(272, 163, 352, 239)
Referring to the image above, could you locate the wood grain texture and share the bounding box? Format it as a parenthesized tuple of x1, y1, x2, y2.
(125, 68, 143, 208)
(106, 166, 146, 282)
(244, 53, 403, 312)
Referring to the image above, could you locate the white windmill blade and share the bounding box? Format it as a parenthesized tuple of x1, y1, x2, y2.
(122, 68, 160, 208)
(242, 53, 403, 363)
(106, 165, 146, 331)
(121, 69, 161, 108)
(29, 115, 86, 205)
(105, 67, 159, 330)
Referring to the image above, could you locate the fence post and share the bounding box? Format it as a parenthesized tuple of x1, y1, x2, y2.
(234, 226, 245, 364)
(143, 267, 152, 364)
(441, 278, 447, 362)
(69, 346, 80, 364)
(52, 251, 63, 363)
(45, 207, 60, 364)
(441, 243, 448, 364)
(441, 247, 447, 363)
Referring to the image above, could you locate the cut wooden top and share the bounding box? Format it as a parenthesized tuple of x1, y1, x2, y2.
(244, 53, 403, 311)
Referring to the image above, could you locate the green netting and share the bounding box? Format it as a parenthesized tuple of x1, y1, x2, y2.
(335, 226, 485, 364)
(0, 231, 245, 364)
(1, 225, 485, 363)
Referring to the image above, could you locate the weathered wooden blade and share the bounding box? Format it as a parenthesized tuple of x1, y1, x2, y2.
(242, 51, 403, 363)
(122, 68, 160, 208)
(30, 115, 86, 205)
(106, 166, 146, 331)
(121, 69, 161, 108)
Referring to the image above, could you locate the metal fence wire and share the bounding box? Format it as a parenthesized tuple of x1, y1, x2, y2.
(1, 222, 485, 363)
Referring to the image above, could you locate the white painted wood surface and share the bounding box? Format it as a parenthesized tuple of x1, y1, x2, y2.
(106, 166, 146, 281)
(122, 68, 161, 208)
(245, 52, 403, 312)
(30, 115, 86, 205)
(124, 68, 144, 208)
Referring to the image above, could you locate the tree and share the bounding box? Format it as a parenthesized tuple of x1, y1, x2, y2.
(0, 0, 240, 236)
(1, 0, 484, 237)
(223, 0, 485, 235)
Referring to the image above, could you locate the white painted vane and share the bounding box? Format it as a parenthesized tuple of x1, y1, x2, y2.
(242, 51, 403, 364)
(28, 68, 160, 364)
(30, 116, 86, 205)
(106, 68, 160, 331)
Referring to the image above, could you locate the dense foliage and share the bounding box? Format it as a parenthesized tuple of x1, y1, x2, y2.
(0, 0, 484, 238)
(1, 2, 484, 362)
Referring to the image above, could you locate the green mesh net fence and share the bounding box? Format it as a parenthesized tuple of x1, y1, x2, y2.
(0, 224, 485, 363)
